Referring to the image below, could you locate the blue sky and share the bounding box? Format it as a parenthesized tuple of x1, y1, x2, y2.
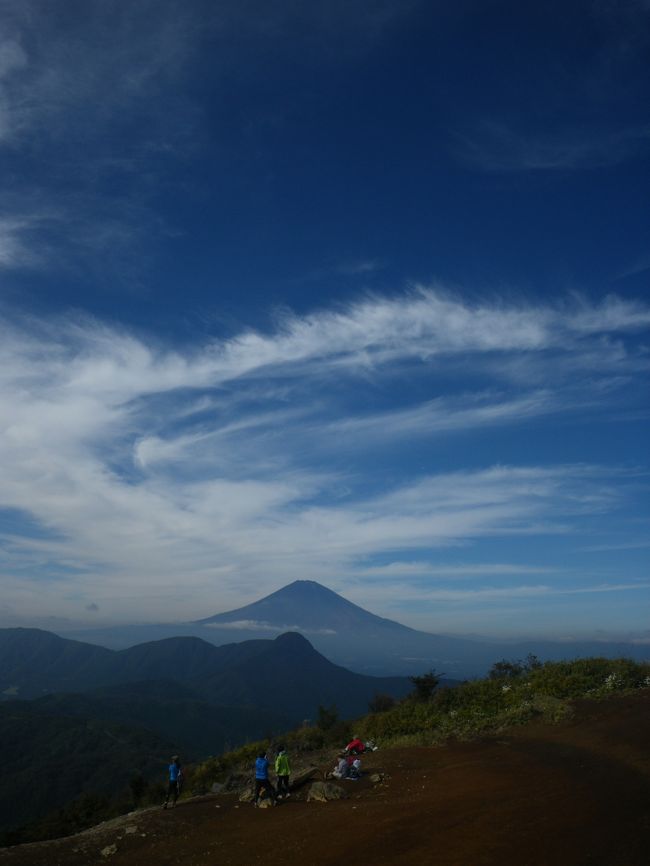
(0, 0, 648, 638)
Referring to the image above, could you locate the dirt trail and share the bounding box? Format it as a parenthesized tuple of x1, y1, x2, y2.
(2, 691, 649, 866)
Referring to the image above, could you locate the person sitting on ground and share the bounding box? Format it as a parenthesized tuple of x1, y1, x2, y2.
(163, 755, 182, 809)
(345, 735, 366, 755)
(348, 757, 362, 780)
(331, 753, 349, 780)
(275, 746, 291, 799)
(254, 750, 276, 807)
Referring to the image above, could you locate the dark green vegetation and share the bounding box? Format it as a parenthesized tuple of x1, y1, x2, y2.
(0, 701, 172, 846)
(362, 656, 650, 746)
(28, 682, 294, 758)
(189, 656, 650, 793)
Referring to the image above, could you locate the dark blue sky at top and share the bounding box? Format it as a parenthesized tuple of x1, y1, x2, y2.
(3, 0, 648, 337)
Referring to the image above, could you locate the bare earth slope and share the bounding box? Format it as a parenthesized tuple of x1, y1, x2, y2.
(3, 691, 649, 866)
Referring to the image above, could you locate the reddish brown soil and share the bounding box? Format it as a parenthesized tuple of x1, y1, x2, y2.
(3, 691, 649, 866)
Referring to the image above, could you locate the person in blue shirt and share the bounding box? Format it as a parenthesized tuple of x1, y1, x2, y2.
(254, 750, 276, 807)
(163, 755, 183, 809)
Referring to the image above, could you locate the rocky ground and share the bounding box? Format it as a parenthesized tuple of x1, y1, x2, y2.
(2, 690, 649, 866)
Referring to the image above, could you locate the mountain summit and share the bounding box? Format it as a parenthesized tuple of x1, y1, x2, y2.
(197, 580, 403, 633)
(194, 580, 484, 676)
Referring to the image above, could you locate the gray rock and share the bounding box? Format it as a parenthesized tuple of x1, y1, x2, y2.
(240, 784, 275, 806)
(369, 773, 385, 783)
(238, 786, 255, 803)
(100, 844, 118, 857)
(256, 797, 273, 809)
(307, 782, 348, 802)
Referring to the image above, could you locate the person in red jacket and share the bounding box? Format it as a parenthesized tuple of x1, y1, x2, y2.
(345, 736, 365, 755)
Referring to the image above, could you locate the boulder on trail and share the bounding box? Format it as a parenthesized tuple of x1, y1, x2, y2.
(239, 784, 276, 806)
(238, 786, 255, 803)
(307, 781, 348, 802)
(256, 797, 273, 809)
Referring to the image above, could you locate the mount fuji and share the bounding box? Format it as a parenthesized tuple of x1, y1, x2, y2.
(59, 580, 650, 679)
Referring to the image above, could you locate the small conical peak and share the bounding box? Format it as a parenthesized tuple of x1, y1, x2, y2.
(197, 578, 412, 633)
(273, 631, 314, 648)
(261, 580, 345, 604)
(286, 580, 326, 588)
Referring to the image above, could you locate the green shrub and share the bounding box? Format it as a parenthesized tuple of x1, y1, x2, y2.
(408, 670, 442, 702)
(360, 657, 649, 748)
(489, 654, 542, 680)
(368, 693, 396, 713)
(528, 657, 648, 698)
(187, 657, 650, 791)
(317, 704, 339, 731)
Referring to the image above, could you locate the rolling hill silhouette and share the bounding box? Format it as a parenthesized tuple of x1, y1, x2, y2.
(0, 627, 410, 720)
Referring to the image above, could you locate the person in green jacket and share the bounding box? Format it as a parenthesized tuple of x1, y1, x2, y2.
(275, 746, 291, 799)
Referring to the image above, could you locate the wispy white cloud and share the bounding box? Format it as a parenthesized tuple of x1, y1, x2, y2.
(326, 391, 559, 442)
(335, 259, 384, 276)
(0, 289, 647, 624)
(616, 252, 650, 281)
(355, 562, 560, 578)
(0, 215, 40, 268)
(343, 579, 650, 629)
(0, 37, 27, 140)
(454, 120, 650, 172)
(406, 582, 650, 603)
(204, 620, 336, 635)
(0, 1, 198, 146)
(0, 461, 634, 622)
(579, 539, 650, 552)
(0, 1, 204, 278)
(0, 0, 419, 276)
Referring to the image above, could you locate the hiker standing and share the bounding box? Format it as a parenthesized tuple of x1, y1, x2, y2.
(275, 746, 291, 799)
(254, 751, 276, 807)
(163, 755, 183, 809)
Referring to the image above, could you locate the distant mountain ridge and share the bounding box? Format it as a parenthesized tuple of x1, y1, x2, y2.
(0, 627, 114, 693)
(57, 580, 650, 678)
(0, 627, 411, 720)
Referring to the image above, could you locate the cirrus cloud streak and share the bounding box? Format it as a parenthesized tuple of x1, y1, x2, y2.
(0, 288, 648, 624)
